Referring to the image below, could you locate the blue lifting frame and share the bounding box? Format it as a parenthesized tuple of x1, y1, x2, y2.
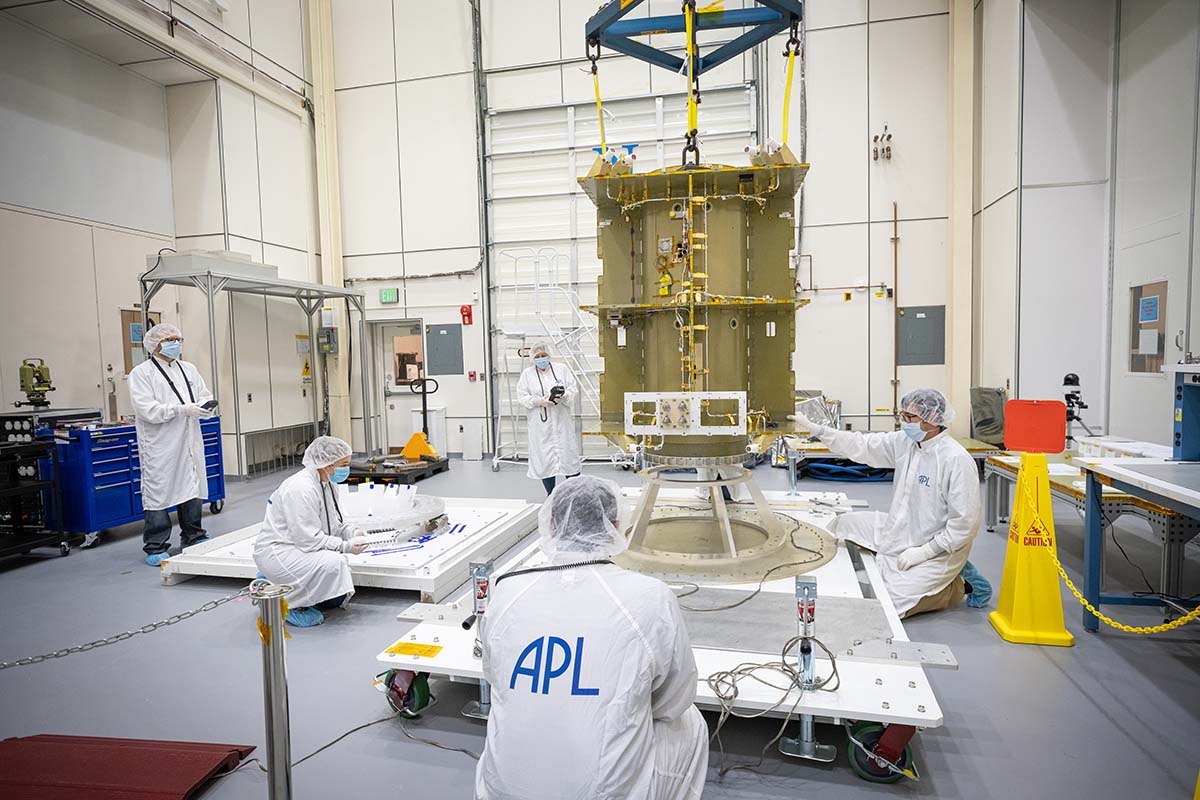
(585, 0, 803, 76)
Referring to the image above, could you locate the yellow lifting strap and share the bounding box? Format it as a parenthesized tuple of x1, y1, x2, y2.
(782, 46, 796, 146)
(593, 67, 607, 155)
(684, 3, 698, 134)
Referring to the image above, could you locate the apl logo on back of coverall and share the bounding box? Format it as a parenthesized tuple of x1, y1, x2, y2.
(509, 636, 600, 696)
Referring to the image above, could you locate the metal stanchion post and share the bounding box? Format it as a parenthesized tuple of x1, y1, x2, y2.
(252, 580, 294, 800)
(787, 446, 800, 495)
(463, 561, 493, 720)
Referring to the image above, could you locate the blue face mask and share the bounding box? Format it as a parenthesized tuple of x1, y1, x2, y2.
(159, 340, 182, 360)
(330, 465, 351, 483)
(534, 357, 551, 369)
(901, 421, 926, 443)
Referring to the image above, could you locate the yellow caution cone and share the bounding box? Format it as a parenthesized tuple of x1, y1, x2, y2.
(988, 453, 1075, 646)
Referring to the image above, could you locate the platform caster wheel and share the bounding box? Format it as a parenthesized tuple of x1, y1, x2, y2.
(621, 463, 631, 471)
(210, 499, 224, 514)
(491, 463, 500, 472)
(846, 723, 913, 784)
(59, 542, 71, 557)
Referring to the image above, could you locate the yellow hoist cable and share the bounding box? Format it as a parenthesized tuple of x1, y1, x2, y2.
(1018, 478, 1200, 634)
(781, 46, 796, 146)
(593, 68, 607, 155)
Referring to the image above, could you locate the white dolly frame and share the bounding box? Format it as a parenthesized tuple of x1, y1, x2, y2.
(376, 490, 952, 736)
(159, 497, 539, 603)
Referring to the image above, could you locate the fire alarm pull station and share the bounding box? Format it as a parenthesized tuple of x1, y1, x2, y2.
(460, 304, 473, 325)
(469, 370, 477, 382)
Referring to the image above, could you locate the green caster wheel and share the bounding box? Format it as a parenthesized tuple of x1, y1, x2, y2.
(846, 723, 914, 784)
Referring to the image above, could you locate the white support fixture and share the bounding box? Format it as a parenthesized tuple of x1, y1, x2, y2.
(624, 391, 747, 437)
(376, 490, 952, 731)
(160, 498, 538, 603)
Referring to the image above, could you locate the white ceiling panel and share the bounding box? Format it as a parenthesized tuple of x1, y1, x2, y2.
(8, 0, 166, 64)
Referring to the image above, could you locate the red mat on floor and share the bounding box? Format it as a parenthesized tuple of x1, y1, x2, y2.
(0, 734, 256, 800)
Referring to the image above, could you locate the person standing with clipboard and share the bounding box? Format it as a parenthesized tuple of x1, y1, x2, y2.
(128, 323, 216, 566)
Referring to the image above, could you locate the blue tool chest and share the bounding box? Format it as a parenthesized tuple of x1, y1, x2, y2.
(47, 417, 224, 534)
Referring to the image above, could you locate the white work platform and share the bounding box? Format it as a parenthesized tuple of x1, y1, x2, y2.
(376, 490, 950, 730)
(160, 498, 539, 602)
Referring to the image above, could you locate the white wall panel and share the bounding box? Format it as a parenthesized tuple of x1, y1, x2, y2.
(0, 210, 99, 409)
(396, 73, 481, 251)
(219, 84, 262, 240)
(1021, 0, 1114, 186)
(249, 0, 305, 80)
(563, 56, 650, 104)
(795, 224, 870, 419)
(333, 0, 395, 89)
(232, 295, 273, 431)
(336, 84, 403, 256)
(806, 0, 867, 30)
(487, 65, 563, 110)
(1019, 183, 1106, 422)
(167, 81, 224, 237)
(978, 0, 1020, 207)
(483, 0, 559, 69)
(394, 0, 472, 80)
(266, 297, 312, 427)
(869, 0, 947, 22)
(868, 13, 949, 221)
(264, 244, 310, 281)
(1108, 0, 1199, 442)
(649, 52, 746, 96)
(976, 191, 1018, 391)
(772, 24, 867, 226)
(173, 0, 252, 52)
(256, 101, 309, 251)
(0, 17, 174, 235)
(228, 235, 264, 262)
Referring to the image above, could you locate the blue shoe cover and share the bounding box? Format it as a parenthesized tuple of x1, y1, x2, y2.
(144, 552, 170, 567)
(285, 607, 325, 627)
(961, 560, 993, 608)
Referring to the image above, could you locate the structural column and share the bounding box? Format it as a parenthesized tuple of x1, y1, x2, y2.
(306, 0, 355, 447)
(946, 0, 976, 436)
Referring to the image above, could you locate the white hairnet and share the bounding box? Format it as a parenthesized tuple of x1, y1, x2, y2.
(901, 389, 955, 427)
(302, 436, 353, 469)
(538, 475, 629, 561)
(530, 342, 550, 357)
(143, 322, 181, 356)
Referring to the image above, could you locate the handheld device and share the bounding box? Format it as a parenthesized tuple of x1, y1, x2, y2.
(201, 400, 219, 411)
(548, 385, 566, 403)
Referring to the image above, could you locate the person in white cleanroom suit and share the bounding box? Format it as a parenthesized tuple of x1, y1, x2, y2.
(800, 389, 981, 617)
(516, 342, 582, 495)
(476, 476, 707, 800)
(128, 322, 214, 567)
(253, 436, 369, 628)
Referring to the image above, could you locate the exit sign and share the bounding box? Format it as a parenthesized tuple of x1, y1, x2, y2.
(380, 287, 399, 304)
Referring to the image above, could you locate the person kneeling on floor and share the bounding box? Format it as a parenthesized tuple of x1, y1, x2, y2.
(475, 476, 708, 800)
(253, 436, 368, 628)
(801, 389, 990, 617)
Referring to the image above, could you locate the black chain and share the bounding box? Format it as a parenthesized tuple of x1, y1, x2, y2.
(586, 37, 600, 73)
(0, 586, 252, 670)
(785, 20, 801, 56)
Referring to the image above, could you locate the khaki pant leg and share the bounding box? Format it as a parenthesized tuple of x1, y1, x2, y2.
(904, 575, 966, 618)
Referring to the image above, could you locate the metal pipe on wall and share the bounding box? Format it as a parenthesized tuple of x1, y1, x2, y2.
(470, 0, 497, 456)
(892, 201, 900, 426)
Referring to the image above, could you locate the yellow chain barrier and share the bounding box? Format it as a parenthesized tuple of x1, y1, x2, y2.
(1018, 477, 1200, 634)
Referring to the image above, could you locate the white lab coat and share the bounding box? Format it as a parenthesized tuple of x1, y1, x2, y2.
(128, 356, 213, 511)
(476, 563, 708, 800)
(517, 362, 582, 480)
(253, 468, 357, 609)
(816, 428, 980, 616)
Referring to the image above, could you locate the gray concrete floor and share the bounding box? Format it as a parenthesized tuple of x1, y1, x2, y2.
(1, 459, 1197, 799)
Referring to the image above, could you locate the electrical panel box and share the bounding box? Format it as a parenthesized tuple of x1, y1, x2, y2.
(317, 326, 339, 354)
(897, 305, 945, 366)
(425, 323, 464, 375)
